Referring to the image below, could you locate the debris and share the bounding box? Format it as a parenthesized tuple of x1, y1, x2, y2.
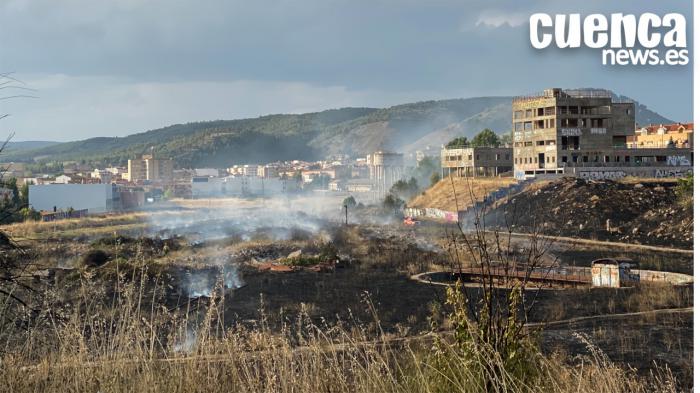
(486, 177, 691, 248)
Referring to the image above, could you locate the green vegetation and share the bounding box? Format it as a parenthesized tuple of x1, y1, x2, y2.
(446, 128, 505, 149)
(382, 194, 405, 213)
(446, 136, 470, 148)
(0, 177, 36, 224)
(390, 177, 420, 200)
(342, 196, 357, 209)
(499, 131, 512, 146)
(676, 172, 693, 197)
(409, 157, 440, 188)
(675, 172, 693, 208)
(6, 94, 672, 169)
(470, 128, 500, 147)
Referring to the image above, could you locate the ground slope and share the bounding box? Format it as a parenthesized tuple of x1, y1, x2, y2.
(408, 177, 515, 211)
(484, 177, 693, 249)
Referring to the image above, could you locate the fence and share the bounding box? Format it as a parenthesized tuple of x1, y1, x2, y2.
(40, 209, 89, 222)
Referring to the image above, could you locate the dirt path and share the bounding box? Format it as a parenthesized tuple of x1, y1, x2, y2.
(504, 231, 693, 255)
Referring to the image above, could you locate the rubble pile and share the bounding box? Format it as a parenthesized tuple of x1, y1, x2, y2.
(487, 178, 692, 249)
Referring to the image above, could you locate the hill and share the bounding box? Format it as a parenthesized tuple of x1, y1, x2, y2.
(3, 140, 59, 152)
(5, 92, 673, 168)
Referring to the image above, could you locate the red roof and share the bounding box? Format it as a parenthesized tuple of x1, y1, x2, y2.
(637, 122, 693, 134)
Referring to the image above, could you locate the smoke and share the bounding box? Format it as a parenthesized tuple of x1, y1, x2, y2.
(145, 195, 347, 243)
(144, 194, 353, 299)
(185, 264, 245, 299)
(173, 327, 197, 353)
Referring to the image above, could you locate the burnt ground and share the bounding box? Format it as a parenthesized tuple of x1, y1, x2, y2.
(6, 203, 695, 389)
(541, 310, 693, 388)
(483, 178, 693, 249)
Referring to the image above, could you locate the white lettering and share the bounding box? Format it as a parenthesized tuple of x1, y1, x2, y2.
(555, 14, 581, 48)
(638, 13, 662, 48)
(584, 14, 608, 48)
(662, 13, 686, 47)
(530, 14, 553, 49)
(609, 13, 637, 48)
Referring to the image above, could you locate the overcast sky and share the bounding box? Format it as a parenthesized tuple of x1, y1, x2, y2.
(0, 0, 693, 142)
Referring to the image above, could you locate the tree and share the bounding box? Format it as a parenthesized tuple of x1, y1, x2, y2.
(470, 128, 500, 147)
(390, 177, 420, 200)
(499, 132, 512, 147)
(306, 174, 331, 190)
(0, 73, 41, 336)
(410, 157, 439, 188)
(382, 194, 404, 214)
(6, 177, 20, 207)
(19, 207, 40, 221)
(430, 172, 441, 186)
(19, 181, 30, 208)
(446, 136, 469, 148)
(342, 196, 357, 209)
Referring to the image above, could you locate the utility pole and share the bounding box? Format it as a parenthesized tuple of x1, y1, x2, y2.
(344, 204, 348, 226)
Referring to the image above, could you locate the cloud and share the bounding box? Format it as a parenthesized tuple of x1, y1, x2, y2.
(0, 74, 445, 141)
(0, 0, 693, 140)
(474, 10, 528, 28)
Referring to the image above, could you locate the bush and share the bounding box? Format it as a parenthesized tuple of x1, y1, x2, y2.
(19, 207, 40, 221)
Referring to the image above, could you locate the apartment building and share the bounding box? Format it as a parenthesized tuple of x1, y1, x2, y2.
(627, 123, 693, 149)
(441, 146, 512, 177)
(126, 154, 174, 183)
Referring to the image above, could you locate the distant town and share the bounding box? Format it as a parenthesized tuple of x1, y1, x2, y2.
(7, 88, 693, 222)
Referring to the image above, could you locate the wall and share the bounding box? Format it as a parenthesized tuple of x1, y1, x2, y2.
(29, 184, 114, 213)
(573, 166, 693, 180)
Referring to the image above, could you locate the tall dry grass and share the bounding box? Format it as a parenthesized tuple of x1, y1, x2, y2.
(0, 266, 681, 393)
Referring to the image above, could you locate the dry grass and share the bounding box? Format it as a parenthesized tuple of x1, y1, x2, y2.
(0, 267, 681, 393)
(2, 212, 147, 240)
(408, 177, 515, 211)
(625, 283, 691, 314)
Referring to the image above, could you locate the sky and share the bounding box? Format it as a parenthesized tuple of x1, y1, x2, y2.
(0, 0, 693, 142)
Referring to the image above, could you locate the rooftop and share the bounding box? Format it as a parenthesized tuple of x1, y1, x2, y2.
(513, 88, 634, 103)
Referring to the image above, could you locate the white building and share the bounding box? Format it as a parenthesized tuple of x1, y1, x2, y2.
(227, 164, 259, 177)
(29, 183, 116, 213)
(91, 169, 114, 183)
(194, 168, 220, 177)
(191, 176, 296, 198)
(54, 175, 73, 184)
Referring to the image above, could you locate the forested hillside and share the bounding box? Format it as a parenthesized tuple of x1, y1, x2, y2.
(7, 92, 672, 168)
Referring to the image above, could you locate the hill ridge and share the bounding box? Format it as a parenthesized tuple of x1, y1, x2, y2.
(6, 93, 673, 167)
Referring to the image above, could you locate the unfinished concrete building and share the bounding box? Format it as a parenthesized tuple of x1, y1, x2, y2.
(512, 88, 693, 179)
(441, 146, 512, 177)
(367, 151, 404, 192)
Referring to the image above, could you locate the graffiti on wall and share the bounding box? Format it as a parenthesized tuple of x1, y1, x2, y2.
(666, 155, 691, 166)
(561, 128, 582, 136)
(579, 170, 627, 180)
(404, 207, 460, 223)
(655, 168, 693, 178)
